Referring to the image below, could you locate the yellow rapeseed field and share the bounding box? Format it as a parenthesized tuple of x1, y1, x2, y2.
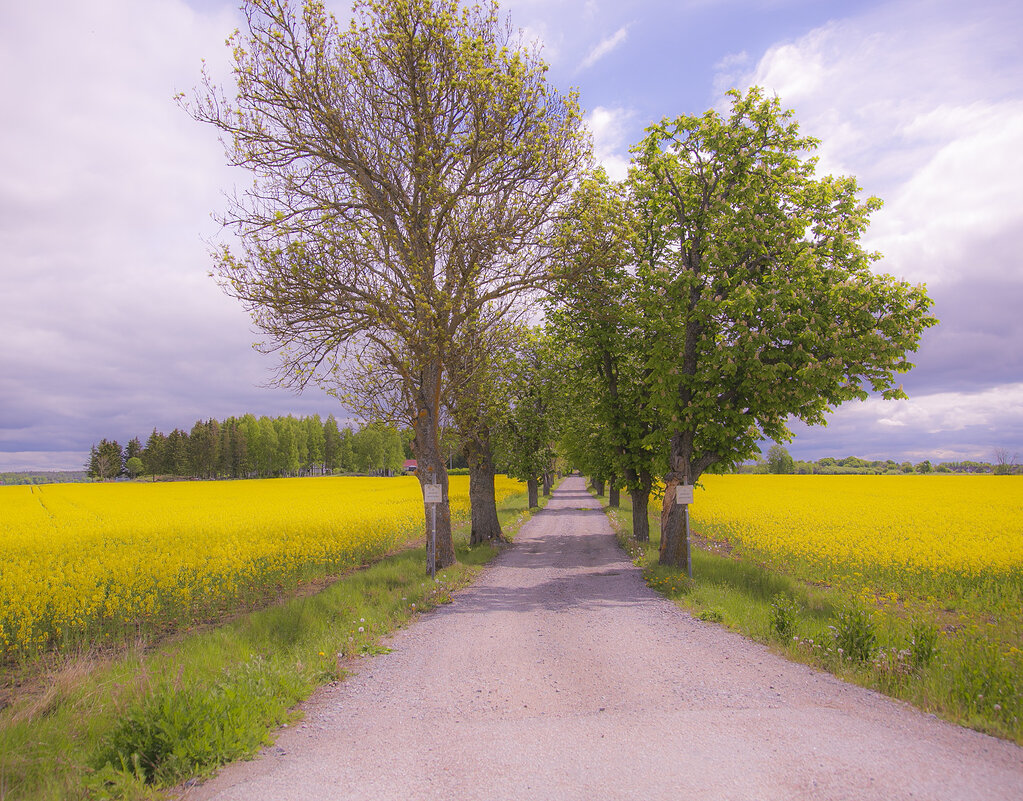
(0, 475, 523, 660)
(690, 475, 1023, 604)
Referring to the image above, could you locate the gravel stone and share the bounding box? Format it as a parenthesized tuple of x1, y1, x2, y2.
(183, 476, 1023, 800)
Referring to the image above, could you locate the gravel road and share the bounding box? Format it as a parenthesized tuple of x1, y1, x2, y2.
(185, 475, 1023, 800)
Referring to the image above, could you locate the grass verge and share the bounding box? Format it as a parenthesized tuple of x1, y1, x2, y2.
(598, 490, 1022, 746)
(0, 488, 548, 801)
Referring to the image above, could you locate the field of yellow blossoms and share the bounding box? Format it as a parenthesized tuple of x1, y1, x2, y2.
(690, 475, 1023, 611)
(0, 475, 523, 661)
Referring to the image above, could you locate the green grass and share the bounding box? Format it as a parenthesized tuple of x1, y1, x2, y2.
(599, 490, 1023, 746)
(0, 487, 547, 801)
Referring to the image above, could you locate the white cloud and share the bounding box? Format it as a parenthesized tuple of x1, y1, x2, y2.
(712, 50, 751, 96)
(786, 384, 1023, 462)
(737, 1, 1023, 285)
(577, 25, 630, 72)
(584, 106, 635, 180)
(861, 384, 1023, 434)
(0, 0, 342, 470)
(866, 102, 1023, 283)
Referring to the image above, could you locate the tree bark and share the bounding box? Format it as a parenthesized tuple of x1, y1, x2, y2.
(660, 431, 700, 572)
(593, 477, 605, 496)
(659, 473, 689, 572)
(527, 477, 539, 509)
(464, 436, 504, 545)
(608, 476, 620, 508)
(413, 363, 455, 572)
(628, 470, 652, 541)
(542, 471, 552, 496)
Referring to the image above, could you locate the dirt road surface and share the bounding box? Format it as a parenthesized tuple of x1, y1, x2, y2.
(185, 476, 1023, 800)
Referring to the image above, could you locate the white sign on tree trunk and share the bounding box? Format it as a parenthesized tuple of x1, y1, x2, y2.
(675, 484, 694, 505)
(424, 484, 442, 504)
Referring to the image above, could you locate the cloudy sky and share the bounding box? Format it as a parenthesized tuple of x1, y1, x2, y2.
(1, 0, 1020, 470)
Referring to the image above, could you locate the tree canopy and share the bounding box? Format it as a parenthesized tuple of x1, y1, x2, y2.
(545, 87, 936, 571)
(183, 0, 589, 571)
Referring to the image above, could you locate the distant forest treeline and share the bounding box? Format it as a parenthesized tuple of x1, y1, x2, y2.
(741, 446, 1019, 476)
(86, 415, 423, 481)
(0, 471, 89, 486)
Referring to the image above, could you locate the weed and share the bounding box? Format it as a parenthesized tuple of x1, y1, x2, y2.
(949, 640, 1020, 722)
(769, 594, 799, 641)
(829, 607, 877, 665)
(909, 619, 939, 670)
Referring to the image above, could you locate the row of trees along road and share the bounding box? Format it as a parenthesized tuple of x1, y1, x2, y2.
(547, 90, 936, 572)
(183, 0, 588, 570)
(183, 0, 934, 574)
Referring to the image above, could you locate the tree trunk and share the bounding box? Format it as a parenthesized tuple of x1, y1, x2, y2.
(412, 363, 455, 572)
(659, 433, 691, 572)
(629, 470, 652, 542)
(542, 471, 552, 496)
(608, 476, 620, 508)
(659, 475, 689, 571)
(464, 436, 504, 545)
(527, 477, 539, 509)
(593, 477, 605, 496)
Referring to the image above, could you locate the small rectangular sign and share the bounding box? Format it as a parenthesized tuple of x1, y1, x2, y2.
(675, 485, 694, 505)
(424, 484, 442, 504)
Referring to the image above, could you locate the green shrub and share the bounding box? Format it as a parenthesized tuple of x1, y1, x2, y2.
(770, 594, 800, 641)
(830, 607, 877, 664)
(93, 658, 303, 786)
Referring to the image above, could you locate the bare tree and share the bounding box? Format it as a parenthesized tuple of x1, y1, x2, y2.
(994, 448, 1019, 475)
(183, 0, 589, 570)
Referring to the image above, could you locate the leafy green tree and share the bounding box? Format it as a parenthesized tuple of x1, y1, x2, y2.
(238, 414, 261, 477)
(164, 429, 189, 476)
(767, 445, 795, 474)
(274, 417, 301, 477)
(352, 423, 404, 475)
(323, 415, 342, 473)
(305, 414, 326, 475)
(338, 426, 356, 473)
(184, 0, 588, 571)
(253, 417, 279, 476)
(141, 429, 166, 479)
(86, 445, 100, 479)
(496, 329, 563, 508)
(125, 437, 143, 464)
(547, 168, 666, 538)
(189, 419, 220, 479)
(219, 417, 249, 478)
(125, 456, 144, 479)
(629, 87, 937, 570)
(95, 439, 123, 480)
